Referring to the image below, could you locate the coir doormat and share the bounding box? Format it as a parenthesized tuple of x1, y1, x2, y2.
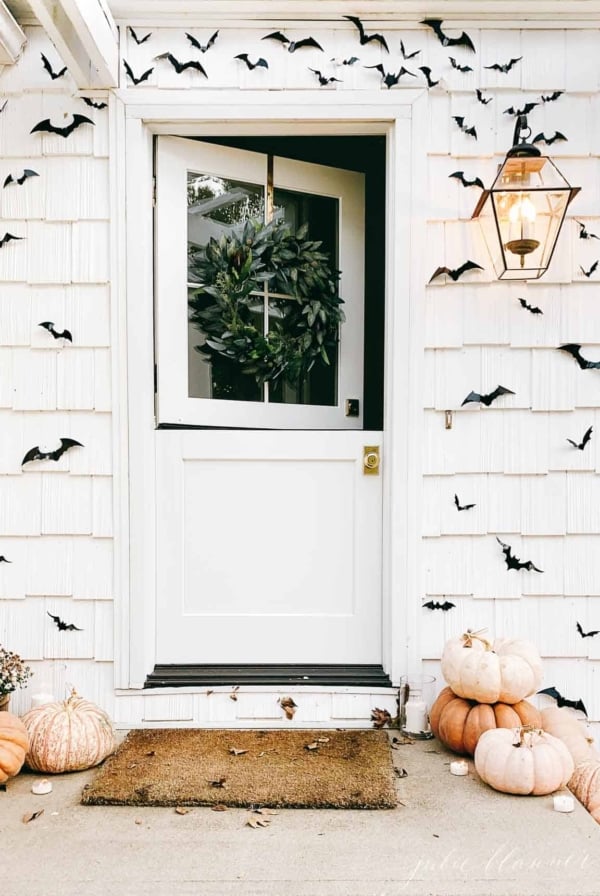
(81, 728, 397, 809)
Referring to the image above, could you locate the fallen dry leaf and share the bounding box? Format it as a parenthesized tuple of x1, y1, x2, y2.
(278, 696, 297, 719)
(305, 741, 320, 751)
(255, 807, 278, 815)
(392, 735, 414, 746)
(229, 747, 248, 756)
(371, 707, 392, 729)
(211, 804, 228, 812)
(175, 807, 191, 815)
(208, 776, 227, 789)
(229, 687, 239, 701)
(317, 737, 330, 743)
(246, 813, 270, 828)
(22, 809, 44, 824)
(134, 819, 142, 825)
(394, 767, 408, 778)
(145, 750, 156, 757)
(206, 690, 214, 696)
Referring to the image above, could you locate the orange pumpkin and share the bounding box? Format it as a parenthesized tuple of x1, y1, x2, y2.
(0, 711, 29, 783)
(430, 686, 542, 756)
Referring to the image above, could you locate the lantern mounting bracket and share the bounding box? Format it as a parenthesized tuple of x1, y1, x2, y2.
(507, 113, 541, 159)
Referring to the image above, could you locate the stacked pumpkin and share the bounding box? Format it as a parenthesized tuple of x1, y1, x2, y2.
(541, 705, 600, 822)
(431, 629, 574, 796)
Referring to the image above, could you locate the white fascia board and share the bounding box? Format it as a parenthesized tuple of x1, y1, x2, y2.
(0, 1, 26, 64)
(28, 0, 118, 88)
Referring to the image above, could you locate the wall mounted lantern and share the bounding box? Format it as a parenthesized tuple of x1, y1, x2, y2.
(472, 114, 580, 280)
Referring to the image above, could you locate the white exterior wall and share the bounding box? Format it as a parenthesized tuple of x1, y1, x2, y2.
(1, 16, 600, 732)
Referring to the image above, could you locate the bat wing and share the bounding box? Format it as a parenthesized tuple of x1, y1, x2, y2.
(423, 600, 436, 609)
(452, 115, 465, 127)
(428, 265, 450, 283)
(465, 126, 477, 138)
(538, 686, 561, 702)
(558, 343, 586, 369)
(488, 385, 515, 402)
(549, 131, 567, 144)
(206, 31, 219, 49)
(47, 611, 61, 624)
(365, 64, 385, 75)
(262, 31, 288, 44)
(420, 19, 444, 41)
(30, 118, 54, 135)
(566, 438, 579, 448)
(582, 426, 593, 447)
(457, 260, 483, 277)
(65, 623, 83, 631)
(20, 169, 39, 184)
(344, 15, 365, 37)
(400, 41, 419, 59)
(461, 391, 481, 406)
(61, 329, 73, 342)
(454, 494, 460, 509)
(57, 438, 84, 458)
(22, 445, 44, 465)
(442, 601, 456, 610)
(495, 536, 511, 550)
(451, 31, 475, 51)
(61, 114, 94, 137)
(294, 37, 324, 51)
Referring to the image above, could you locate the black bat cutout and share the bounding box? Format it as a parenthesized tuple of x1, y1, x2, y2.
(365, 64, 415, 89)
(82, 97, 108, 110)
(234, 54, 269, 71)
(423, 600, 456, 611)
(128, 26, 151, 45)
(452, 116, 477, 139)
(0, 232, 23, 248)
(39, 321, 73, 342)
(484, 57, 522, 73)
(576, 221, 599, 240)
(518, 297, 543, 315)
(476, 88, 492, 104)
(462, 385, 515, 407)
(0, 556, 11, 563)
(567, 425, 593, 451)
(0, 100, 7, 113)
(186, 31, 219, 52)
(580, 260, 598, 278)
(155, 53, 208, 76)
(420, 19, 475, 52)
(47, 611, 83, 632)
(449, 171, 484, 190)
(262, 32, 323, 53)
(449, 57, 472, 73)
(419, 67, 440, 88)
(429, 260, 483, 283)
(123, 60, 154, 85)
(558, 343, 600, 370)
(538, 686, 587, 716)
(3, 169, 39, 187)
(41, 53, 67, 80)
(496, 536, 543, 572)
(532, 131, 567, 145)
(400, 40, 420, 59)
(309, 68, 341, 86)
(454, 494, 476, 511)
(576, 621, 600, 639)
(344, 16, 389, 52)
(504, 101, 538, 117)
(541, 91, 563, 103)
(331, 56, 359, 66)
(21, 437, 83, 466)
(30, 115, 94, 138)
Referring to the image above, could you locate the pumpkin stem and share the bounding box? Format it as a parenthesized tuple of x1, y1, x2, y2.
(513, 725, 544, 747)
(461, 628, 493, 650)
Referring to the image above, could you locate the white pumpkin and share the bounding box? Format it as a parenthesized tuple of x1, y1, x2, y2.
(474, 727, 574, 796)
(441, 630, 543, 704)
(22, 690, 116, 773)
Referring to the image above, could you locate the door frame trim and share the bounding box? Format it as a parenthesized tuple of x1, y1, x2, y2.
(112, 88, 428, 689)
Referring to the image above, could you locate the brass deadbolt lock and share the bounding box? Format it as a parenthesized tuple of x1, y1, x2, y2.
(363, 445, 380, 475)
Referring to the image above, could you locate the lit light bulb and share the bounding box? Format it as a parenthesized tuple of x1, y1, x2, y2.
(508, 195, 536, 240)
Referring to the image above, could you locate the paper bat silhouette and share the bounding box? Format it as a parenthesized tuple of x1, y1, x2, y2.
(504, 101, 538, 116)
(452, 116, 477, 138)
(155, 53, 208, 76)
(344, 15, 389, 52)
(558, 343, 600, 369)
(234, 54, 269, 70)
(423, 600, 456, 611)
(308, 68, 341, 86)
(400, 40, 420, 59)
(576, 621, 600, 638)
(420, 19, 475, 52)
(21, 438, 83, 466)
(538, 686, 587, 716)
(47, 611, 83, 632)
(484, 57, 522, 73)
(567, 425, 593, 450)
(3, 169, 38, 187)
(449, 171, 484, 190)
(454, 494, 476, 511)
(186, 30, 219, 52)
(331, 56, 359, 66)
(496, 537, 543, 572)
(123, 60, 154, 84)
(0, 99, 7, 113)
(0, 556, 11, 563)
(449, 57, 472, 72)
(128, 26, 151, 44)
(419, 66, 440, 88)
(462, 385, 515, 406)
(532, 131, 567, 145)
(580, 260, 598, 278)
(30, 115, 94, 138)
(262, 32, 323, 52)
(541, 91, 563, 102)
(0, 232, 23, 248)
(365, 64, 415, 89)
(41, 53, 67, 80)
(82, 97, 108, 110)
(429, 260, 483, 283)
(518, 297, 543, 315)
(39, 321, 73, 342)
(576, 221, 599, 240)
(476, 88, 492, 104)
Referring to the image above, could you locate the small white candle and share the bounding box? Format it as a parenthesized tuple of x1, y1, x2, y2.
(553, 795, 574, 813)
(450, 760, 469, 776)
(404, 700, 428, 733)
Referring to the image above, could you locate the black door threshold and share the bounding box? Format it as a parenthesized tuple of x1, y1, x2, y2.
(145, 664, 393, 688)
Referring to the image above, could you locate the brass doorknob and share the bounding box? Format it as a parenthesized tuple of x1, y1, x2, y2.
(363, 445, 380, 475)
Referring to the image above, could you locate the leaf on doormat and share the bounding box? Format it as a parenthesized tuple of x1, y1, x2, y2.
(278, 696, 297, 719)
(145, 750, 156, 757)
(317, 736, 330, 743)
(22, 809, 44, 824)
(305, 741, 320, 750)
(229, 747, 249, 756)
(211, 803, 228, 812)
(229, 686, 239, 701)
(208, 776, 228, 788)
(371, 707, 393, 728)
(175, 806, 191, 815)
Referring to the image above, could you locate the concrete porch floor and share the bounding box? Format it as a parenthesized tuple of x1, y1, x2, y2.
(2, 733, 599, 896)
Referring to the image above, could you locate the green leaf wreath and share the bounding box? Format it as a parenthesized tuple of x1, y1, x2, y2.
(188, 217, 345, 389)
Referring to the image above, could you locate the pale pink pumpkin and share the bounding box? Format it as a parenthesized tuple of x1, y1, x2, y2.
(22, 690, 116, 773)
(0, 711, 29, 783)
(570, 761, 600, 823)
(474, 726, 574, 796)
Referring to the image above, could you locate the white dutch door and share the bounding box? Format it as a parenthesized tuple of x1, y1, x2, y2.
(154, 136, 382, 665)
